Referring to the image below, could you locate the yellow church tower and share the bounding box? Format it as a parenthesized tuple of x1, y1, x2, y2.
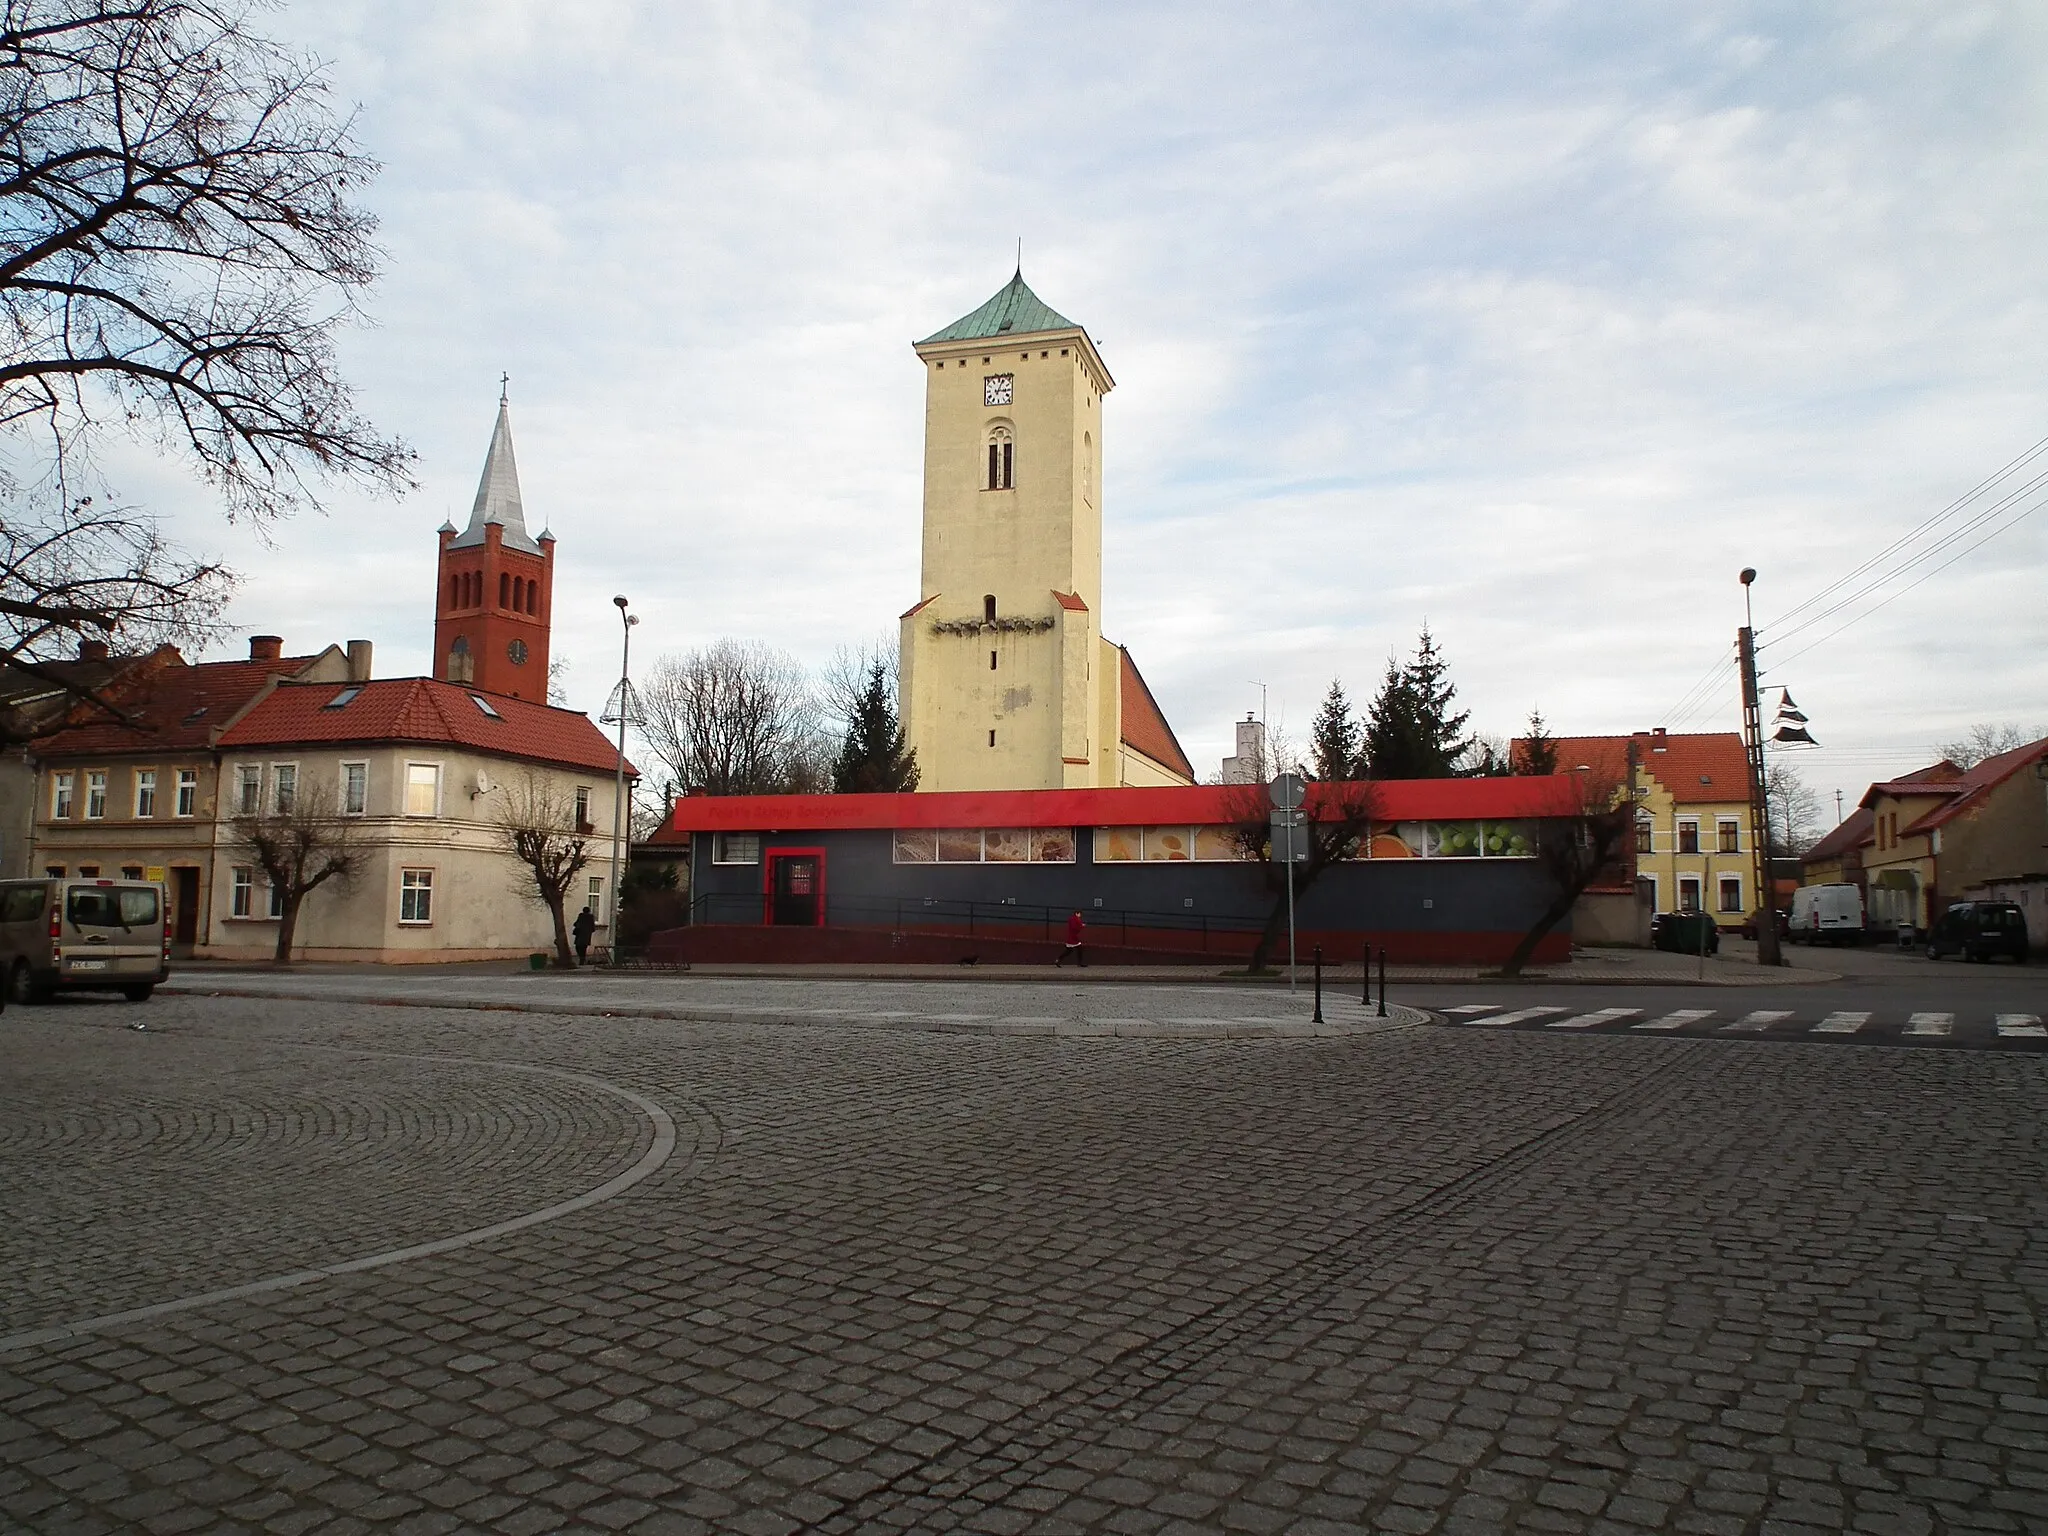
(900, 270, 1193, 792)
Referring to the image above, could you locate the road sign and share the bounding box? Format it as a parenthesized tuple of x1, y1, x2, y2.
(1270, 771, 1306, 810)
(1269, 809, 1309, 862)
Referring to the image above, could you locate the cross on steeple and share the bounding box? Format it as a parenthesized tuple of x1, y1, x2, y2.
(499, 372, 510, 405)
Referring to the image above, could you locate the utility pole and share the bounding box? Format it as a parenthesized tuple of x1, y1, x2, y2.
(1737, 569, 1783, 966)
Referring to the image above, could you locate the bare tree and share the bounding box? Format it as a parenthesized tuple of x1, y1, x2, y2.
(1765, 762, 1824, 854)
(1932, 722, 2046, 771)
(493, 767, 590, 968)
(1220, 777, 1379, 974)
(547, 654, 570, 707)
(639, 639, 826, 796)
(228, 775, 362, 963)
(1499, 769, 1632, 978)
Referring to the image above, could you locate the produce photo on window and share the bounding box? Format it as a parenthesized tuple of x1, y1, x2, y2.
(984, 828, 1030, 863)
(1031, 828, 1075, 862)
(1143, 826, 1191, 861)
(936, 829, 983, 863)
(1094, 827, 1141, 862)
(892, 829, 937, 863)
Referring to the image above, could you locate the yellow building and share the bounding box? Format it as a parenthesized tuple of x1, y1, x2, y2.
(899, 271, 1192, 792)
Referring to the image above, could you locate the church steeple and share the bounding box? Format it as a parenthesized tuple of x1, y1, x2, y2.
(433, 387, 555, 701)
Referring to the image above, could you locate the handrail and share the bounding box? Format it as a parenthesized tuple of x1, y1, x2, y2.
(684, 889, 1268, 945)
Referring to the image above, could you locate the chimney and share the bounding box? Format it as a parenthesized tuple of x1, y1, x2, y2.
(346, 639, 373, 682)
(249, 635, 283, 661)
(1652, 726, 1667, 738)
(77, 638, 108, 662)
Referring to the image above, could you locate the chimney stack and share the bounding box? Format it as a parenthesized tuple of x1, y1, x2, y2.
(346, 639, 373, 682)
(249, 635, 283, 662)
(77, 638, 108, 662)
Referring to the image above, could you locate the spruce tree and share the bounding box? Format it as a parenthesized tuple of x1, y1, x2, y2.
(1519, 708, 1559, 775)
(1362, 657, 1424, 778)
(1309, 679, 1361, 782)
(831, 662, 920, 793)
(1405, 625, 1471, 776)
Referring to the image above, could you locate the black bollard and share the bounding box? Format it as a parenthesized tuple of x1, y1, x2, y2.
(1377, 947, 1387, 1018)
(1362, 943, 1372, 1005)
(1313, 945, 1324, 1023)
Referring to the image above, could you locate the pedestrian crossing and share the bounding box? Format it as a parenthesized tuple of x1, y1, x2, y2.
(1432, 1002, 2046, 1048)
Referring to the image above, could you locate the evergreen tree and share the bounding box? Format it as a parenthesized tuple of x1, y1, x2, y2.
(1309, 679, 1362, 782)
(831, 662, 920, 793)
(1362, 627, 1472, 778)
(1362, 657, 1425, 778)
(1518, 708, 1559, 775)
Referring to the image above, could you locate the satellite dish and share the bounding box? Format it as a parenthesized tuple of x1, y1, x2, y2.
(472, 768, 491, 797)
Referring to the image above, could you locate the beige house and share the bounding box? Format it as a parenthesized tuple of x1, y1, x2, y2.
(900, 270, 1194, 791)
(1857, 741, 2048, 941)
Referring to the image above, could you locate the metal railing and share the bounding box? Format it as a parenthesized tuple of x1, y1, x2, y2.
(685, 890, 1269, 950)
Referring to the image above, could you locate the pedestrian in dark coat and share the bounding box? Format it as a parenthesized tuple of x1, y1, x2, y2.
(573, 905, 597, 965)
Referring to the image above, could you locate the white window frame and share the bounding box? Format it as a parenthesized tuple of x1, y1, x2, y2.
(1676, 818, 1700, 855)
(1718, 875, 1744, 914)
(272, 762, 298, 816)
(588, 873, 606, 928)
(235, 763, 262, 816)
(85, 770, 107, 820)
(1634, 813, 1653, 855)
(574, 785, 591, 829)
(404, 761, 442, 818)
(713, 833, 760, 865)
(176, 768, 198, 818)
(51, 770, 73, 819)
(231, 866, 255, 918)
(268, 877, 286, 919)
(399, 867, 434, 925)
(135, 769, 157, 819)
(1677, 875, 1702, 913)
(341, 760, 368, 817)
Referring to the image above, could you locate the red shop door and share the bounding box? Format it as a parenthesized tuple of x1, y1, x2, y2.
(769, 854, 822, 926)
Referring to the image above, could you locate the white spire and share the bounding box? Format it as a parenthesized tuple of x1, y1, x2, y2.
(449, 394, 541, 554)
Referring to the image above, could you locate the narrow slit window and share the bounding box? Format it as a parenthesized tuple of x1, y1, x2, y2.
(989, 729, 996, 747)
(1002, 439, 1013, 487)
(988, 442, 1000, 488)
(990, 651, 997, 670)
(983, 594, 996, 622)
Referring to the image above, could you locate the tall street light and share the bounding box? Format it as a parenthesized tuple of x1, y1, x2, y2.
(604, 595, 638, 961)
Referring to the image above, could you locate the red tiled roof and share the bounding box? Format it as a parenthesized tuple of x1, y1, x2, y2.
(900, 594, 938, 620)
(1518, 731, 1749, 800)
(35, 651, 318, 757)
(659, 776, 1583, 834)
(1053, 589, 1088, 612)
(1118, 648, 1194, 782)
(1902, 737, 2048, 834)
(1859, 760, 1964, 810)
(1801, 806, 1873, 865)
(218, 677, 635, 777)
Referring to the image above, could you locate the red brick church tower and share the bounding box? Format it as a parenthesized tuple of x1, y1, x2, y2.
(433, 388, 555, 701)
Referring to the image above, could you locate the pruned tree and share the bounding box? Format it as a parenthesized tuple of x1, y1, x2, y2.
(1931, 722, 2046, 771)
(639, 639, 826, 796)
(1221, 777, 1380, 974)
(832, 659, 918, 793)
(1499, 770, 1632, 978)
(1309, 679, 1361, 783)
(493, 766, 590, 968)
(228, 775, 362, 963)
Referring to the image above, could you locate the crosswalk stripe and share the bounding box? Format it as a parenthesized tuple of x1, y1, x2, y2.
(1905, 1012, 1953, 1037)
(1813, 1011, 1871, 1035)
(1720, 1010, 1793, 1033)
(1548, 1008, 1643, 1030)
(1440, 1004, 1502, 1016)
(1483, 1006, 1573, 1026)
(1997, 1013, 2046, 1038)
(1634, 1009, 1717, 1032)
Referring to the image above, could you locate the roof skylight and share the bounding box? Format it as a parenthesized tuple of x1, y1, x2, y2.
(323, 687, 362, 710)
(470, 694, 503, 719)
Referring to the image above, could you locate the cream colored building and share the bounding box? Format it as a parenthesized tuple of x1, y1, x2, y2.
(900, 271, 1193, 791)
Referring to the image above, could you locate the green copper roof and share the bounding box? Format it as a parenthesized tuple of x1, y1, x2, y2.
(920, 271, 1078, 344)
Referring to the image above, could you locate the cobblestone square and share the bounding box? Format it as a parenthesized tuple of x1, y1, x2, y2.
(3, 990, 2044, 1534)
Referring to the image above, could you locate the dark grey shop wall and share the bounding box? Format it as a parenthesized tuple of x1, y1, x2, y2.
(689, 828, 1561, 936)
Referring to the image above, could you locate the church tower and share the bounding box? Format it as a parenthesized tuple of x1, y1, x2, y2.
(900, 270, 1190, 792)
(433, 391, 555, 702)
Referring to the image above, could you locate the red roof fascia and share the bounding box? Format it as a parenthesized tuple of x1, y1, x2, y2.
(1053, 589, 1088, 611)
(661, 776, 1583, 834)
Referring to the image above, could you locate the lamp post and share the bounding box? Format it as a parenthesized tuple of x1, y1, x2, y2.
(605, 595, 638, 961)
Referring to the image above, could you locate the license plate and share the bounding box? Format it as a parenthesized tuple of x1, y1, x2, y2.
(69, 959, 106, 971)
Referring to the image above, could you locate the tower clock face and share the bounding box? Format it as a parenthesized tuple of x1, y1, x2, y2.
(507, 639, 528, 665)
(984, 374, 1013, 407)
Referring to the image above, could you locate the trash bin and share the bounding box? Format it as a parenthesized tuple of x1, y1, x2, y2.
(1896, 921, 1915, 950)
(528, 952, 549, 970)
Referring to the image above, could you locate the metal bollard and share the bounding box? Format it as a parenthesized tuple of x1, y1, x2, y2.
(1377, 948, 1387, 1018)
(1313, 945, 1324, 1023)
(1362, 943, 1372, 1005)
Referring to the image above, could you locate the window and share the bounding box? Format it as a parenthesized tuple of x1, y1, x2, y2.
(1677, 819, 1699, 854)
(44, 865, 64, 879)
(69, 886, 158, 928)
(272, 763, 297, 815)
(499, 572, 511, 608)
(405, 763, 441, 817)
(574, 786, 590, 828)
(176, 769, 198, 818)
(588, 874, 606, 927)
(990, 650, 997, 671)
(51, 771, 73, 818)
(399, 868, 433, 924)
(989, 729, 997, 747)
(77, 864, 99, 878)
(121, 865, 143, 881)
(231, 866, 255, 918)
(342, 761, 367, 816)
(269, 878, 286, 919)
(85, 771, 106, 819)
(895, 828, 1077, 864)
(236, 764, 261, 815)
(1717, 819, 1740, 854)
(1083, 431, 1093, 504)
(135, 770, 156, 818)
(1634, 815, 1653, 854)
(983, 594, 997, 622)
(1719, 877, 1743, 913)
(1678, 877, 1701, 913)
(986, 425, 1014, 490)
(713, 833, 760, 864)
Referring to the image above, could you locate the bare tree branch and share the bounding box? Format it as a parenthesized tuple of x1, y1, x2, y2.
(227, 774, 361, 962)
(492, 766, 589, 968)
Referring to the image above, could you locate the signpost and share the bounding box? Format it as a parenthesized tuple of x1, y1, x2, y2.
(1271, 773, 1306, 991)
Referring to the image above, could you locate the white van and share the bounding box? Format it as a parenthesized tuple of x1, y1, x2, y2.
(1790, 883, 1863, 945)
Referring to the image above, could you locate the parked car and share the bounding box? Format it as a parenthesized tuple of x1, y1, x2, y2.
(1739, 909, 1790, 940)
(1924, 901, 2030, 964)
(0, 878, 169, 1002)
(1651, 911, 1720, 956)
(1788, 883, 1864, 945)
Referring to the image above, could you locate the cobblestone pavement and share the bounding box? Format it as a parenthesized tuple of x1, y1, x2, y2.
(3, 993, 2045, 1535)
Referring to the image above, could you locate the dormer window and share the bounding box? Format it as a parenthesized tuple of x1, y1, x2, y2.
(986, 424, 1013, 490)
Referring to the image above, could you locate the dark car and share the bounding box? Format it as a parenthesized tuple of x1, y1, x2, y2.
(1651, 911, 1720, 956)
(1925, 901, 2030, 963)
(1739, 909, 1790, 941)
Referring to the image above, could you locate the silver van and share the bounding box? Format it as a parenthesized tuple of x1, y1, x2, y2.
(0, 878, 170, 1003)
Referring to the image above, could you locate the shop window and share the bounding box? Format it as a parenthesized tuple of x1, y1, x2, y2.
(714, 833, 761, 864)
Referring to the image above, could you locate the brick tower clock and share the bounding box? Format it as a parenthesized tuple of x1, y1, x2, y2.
(433, 387, 555, 702)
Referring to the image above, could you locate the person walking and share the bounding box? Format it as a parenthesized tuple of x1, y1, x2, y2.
(572, 904, 597, 966)
(1056, 909, 1086, 968)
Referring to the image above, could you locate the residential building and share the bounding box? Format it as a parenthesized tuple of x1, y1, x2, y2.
(1799, 806, 1873, 901)
(0, 638, 159, 878)
(1857, 740, 2048, 941)
(899, 270, 1195, 792)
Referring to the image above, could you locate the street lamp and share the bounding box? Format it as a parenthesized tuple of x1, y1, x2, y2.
(604, 595, 638, 961)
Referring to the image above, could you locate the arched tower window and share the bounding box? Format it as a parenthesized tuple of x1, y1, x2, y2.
(499, 571, 511, 609)
(1083, 431, 1093, 505)
(983, 594, 997, 623)
(514, 576, 525, 611)
(527, 581, 539, 616)
(986, 423, 1014, 490)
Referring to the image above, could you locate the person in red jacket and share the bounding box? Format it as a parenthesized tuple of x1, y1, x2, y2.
(1057, 910, 1086, 968)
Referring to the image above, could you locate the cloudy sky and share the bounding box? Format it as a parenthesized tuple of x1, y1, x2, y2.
(147, 1, 2048, 817)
